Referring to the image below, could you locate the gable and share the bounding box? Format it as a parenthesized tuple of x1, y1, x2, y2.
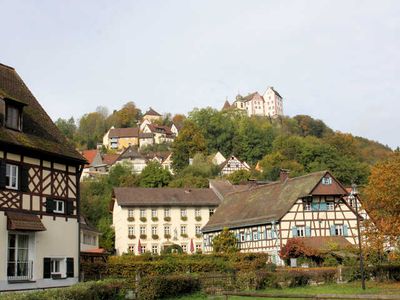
(310, 172, 348, 196)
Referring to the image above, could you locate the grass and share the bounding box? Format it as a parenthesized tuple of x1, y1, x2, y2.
(168, 281, 400, 300)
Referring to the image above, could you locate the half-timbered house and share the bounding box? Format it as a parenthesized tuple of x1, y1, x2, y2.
(0, 63, 86, 290)
(202, 170, 361, 265)
(219, 155, 250, 175)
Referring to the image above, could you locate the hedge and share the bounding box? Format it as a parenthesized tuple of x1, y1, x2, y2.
(1, 279, 127, 300)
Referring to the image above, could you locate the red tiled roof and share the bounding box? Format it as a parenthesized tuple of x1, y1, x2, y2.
(144, 107, 161, 116)
(81, 149, 99, 167)
(7, 211, 46, 231)
(81, 248, 107, 254)
(146, 124, 173, 136)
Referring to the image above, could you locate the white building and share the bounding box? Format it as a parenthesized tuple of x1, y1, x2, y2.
(263, 87, 283, 118)
(220, 155, 251, 175)
(111, 187, 221, 255)
(0, 63, 85, 290)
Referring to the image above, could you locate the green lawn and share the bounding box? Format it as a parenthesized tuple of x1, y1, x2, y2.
(169, 281, 400, 300)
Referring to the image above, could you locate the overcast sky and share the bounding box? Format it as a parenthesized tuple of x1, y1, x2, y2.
(1, 1, 399, 148)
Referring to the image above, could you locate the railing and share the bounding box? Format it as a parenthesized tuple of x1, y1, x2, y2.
(7, 260, 33, 281)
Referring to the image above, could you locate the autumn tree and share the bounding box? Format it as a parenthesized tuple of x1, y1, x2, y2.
(363, 153, 400, 254)
(172, 113, 186, 125)
(55, 117, 77, 142)
(106, 101, 141, 128)
(171, 120, 206, 172)
(212, 228, 238, 254)
(226, 169, 251, 185)
(77, 110, 108, 148)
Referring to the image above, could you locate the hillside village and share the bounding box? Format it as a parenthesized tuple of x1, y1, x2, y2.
(0, 63, 399, 295)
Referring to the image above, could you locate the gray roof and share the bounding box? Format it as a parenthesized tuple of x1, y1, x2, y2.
(112, 187, 221, 208)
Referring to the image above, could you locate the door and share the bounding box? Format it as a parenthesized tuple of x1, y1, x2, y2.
(7, 233, 31, 280)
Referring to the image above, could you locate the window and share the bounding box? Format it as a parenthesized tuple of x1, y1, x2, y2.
(335, 224, 343, 236)
(209, 208, 214, 217)
(151, 209, 157, 218)
(164, 208, 170, 218)
(303, 202, 311, 211)
(151, 226, 157, 236)
(128, 245, 135, 253)
(252, 231, 258, 241)
(53, 200, 65, 214)
(195, 225, 201, 235)
(180, 225, 187, 235)
(240, 232, 245, 242)
(322, 177, 332, 185)
(195, 208, 201, 217)
(5, 104, 21, 130)
(83, 234, 96, 245)
(7, 234, 30, 279)
(128, 226, 135, 236)
(180, 209, 187, 217)
(140, 226, 146, 235)
(140, 245, 146, 253)
(152, 245, 158, 254)
(164, 225, 170, 235)
(51, 258, 63, 275)
(296, 227, 305, 237)
(128, 209, 134, 218)
(196, 244, 202, 252)
(140, 209, 146, 218)
(327, 202, 335, 211)
(5, 164, 18, 190)
(181, 244, 187, 253)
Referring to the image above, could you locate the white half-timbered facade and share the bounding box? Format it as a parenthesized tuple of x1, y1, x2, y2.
(202, 171, 362, 265)
(219, 155, 250, 175)
(0, 63, 86, 290)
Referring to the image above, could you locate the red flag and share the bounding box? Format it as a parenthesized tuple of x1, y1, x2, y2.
(138, 239, 142, 255)
(190, 238, 195, 253)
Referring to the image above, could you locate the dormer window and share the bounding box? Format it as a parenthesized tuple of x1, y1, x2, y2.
(322, 177, 332, 185)
(5, 103, 22, 131)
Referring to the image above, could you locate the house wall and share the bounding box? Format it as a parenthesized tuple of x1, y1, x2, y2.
(0, 150, 80, 291)
(80, 230, 100, 252)
(263, 88, 283, 117)
(244, 94, 265, 117)
(221, 157, 250, 175)
(117, 137, 139, 150)
(113, 204, 215, 255)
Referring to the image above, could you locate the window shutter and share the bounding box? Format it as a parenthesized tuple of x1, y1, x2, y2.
(271, 229, 275, 239)
(330, 225, 336, 236)
(66, 257, 74, 278)
(46, 198, 55, 213)
(43, 257, 51, 278)
(311, 203, 318, 211)
(0, 161, 6, 188)
(20, 165, 30, 192)
(343, 225, 349, 237)
(305, 226, 311, 237)
(291, 226, 298, 237)
(66, 201, 74, 215)
(320, 202, 328, 211)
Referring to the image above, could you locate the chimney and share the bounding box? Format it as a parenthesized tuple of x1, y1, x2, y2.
(279, 169, 290, 182)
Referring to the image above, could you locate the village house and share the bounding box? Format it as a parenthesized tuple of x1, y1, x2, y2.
(142, 107, 162, 123)
(79, 216, 107, 263)
(211, 152, 226, 166)
(0, 63, 86, 290)
(142, 123, 175, 144)
(170, 123, 181, 136)
(103, 127, 140, 150)
(111, 187, 221, 255)
(219, 155, 251, 175)
(233, 92, 266, 117)
(114, 146, 148, 174)
(263, 87, 283, 118)
(202, 170, 362, 265)
(80, 149, 107, 180)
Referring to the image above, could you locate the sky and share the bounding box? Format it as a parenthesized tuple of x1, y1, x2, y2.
(1, 0, 399, 149)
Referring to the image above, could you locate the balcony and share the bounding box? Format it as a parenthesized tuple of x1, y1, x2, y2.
(7, 260, 33, 282)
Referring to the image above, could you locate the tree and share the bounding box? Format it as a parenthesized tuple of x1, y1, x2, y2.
(212, 228, 238, 254)
(172, 114, 186, 125)
(138, 161, 172, 187)
(363, 153, 400, 249)
(107, 101, 141, 128)
(171, 120, 206, 172)
(77, 111, 108, 148)
(226, 169, 251, 185)
(55, 117, 76, 141)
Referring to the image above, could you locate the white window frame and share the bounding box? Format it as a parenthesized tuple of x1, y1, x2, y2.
(151, 226, 157, 236)
(152, 245, 158, 254)
(335, 224, 344, 236)
(327, 202, 335, 211)
(164, 208, 170, 218)
(180, 225, 187, 235)
(128, 226, 135, 236)
(128, 245, 135, 253)
(53, 200, 65, 214)
(297, 226, 305, 237)
(252, 231, 258, 241)
(5, 164, 18, 190)
(181, 244, 187, 253)
(180, 209, 187, 217)
(140, 209, 146, 218)
(322, 177, 332, 185)
(50, 257, 66, 277)
(140, 245, 146, 253)
(128, 209, 134, 218)
(140, 226, 146, 235)
(209, 208, 214, 217)
(151, 209, 157, 218)
(195, 225, 201, 235)
(164, 225, 170, 235)
(195, 208, 201, 217)
(304, 203, 311, 211)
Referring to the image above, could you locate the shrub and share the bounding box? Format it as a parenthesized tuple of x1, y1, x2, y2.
(196, 233, 202, 238)
(140, 217, 147, 222)
(152, 217, 158, 222)
(152, 234, 159, 240)
(164, 234, 171, 239)
(127, 216, 135, 222)
(164, 216, 171, 222)
(128, 235, 136, 240)
(195, 216, 202, 221)
(140, 234, 147, 239)
(137, 274, 200, 300)
(1, 279, 127, 300)
(181, 216, 188, 221)
(181, 233, 188, 238)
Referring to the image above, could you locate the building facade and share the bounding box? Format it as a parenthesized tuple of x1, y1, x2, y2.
(220, 155, 250, 175)
(0, 63, 85, 290)
(111, 188, 220, 255)
(202, 171, 361, 265)
(263, 87, 283, 118)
